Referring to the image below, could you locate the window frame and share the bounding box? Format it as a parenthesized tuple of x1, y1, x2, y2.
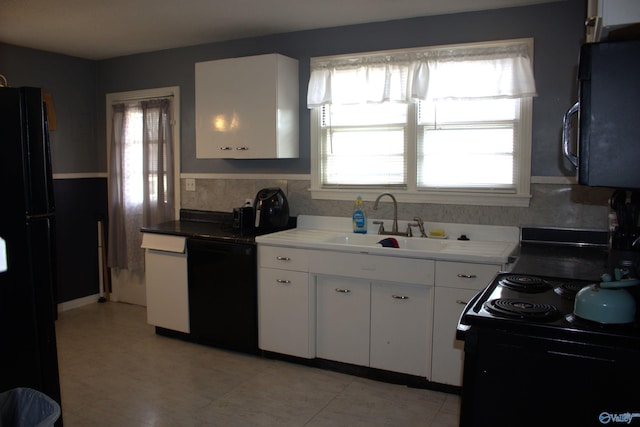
(309, 39, 533, 207)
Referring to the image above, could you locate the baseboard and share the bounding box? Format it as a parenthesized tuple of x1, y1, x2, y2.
(58, 293, 102, 312)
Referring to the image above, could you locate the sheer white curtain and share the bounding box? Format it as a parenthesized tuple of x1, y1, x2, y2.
(108, 98, 175, 272)
(307, 41, 537, 107)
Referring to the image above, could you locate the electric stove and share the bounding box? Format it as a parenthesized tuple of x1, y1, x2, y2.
(457, 272, 640, 427)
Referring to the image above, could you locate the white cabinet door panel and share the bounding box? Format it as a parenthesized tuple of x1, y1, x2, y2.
(145, 249, 189, 333)
(316, 276, 370, 366)
(195, 54, 298, 159)
(431, 287, 479, 386)
(258, 268, 314, 358)
(370, 282, 433, 377)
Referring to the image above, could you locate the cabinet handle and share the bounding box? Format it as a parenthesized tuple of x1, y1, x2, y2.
(276, 279, 291, 284)
(236, 146, 250, 151)
(456, 299, 469, 305)
(392, 295, 409, 300)
(219, 146, 233, 151)
(276, 256, 291, 261)
(457, 274, 477, 279)
(335, 288, 351, 293)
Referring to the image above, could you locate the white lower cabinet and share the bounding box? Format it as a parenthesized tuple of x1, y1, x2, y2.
(370, 282, 432, 377)
(316, 275, 433, 378)
(316, 276, 370, 366)
(431, 287, 479, 385)
(431, 261, 501, 386)
(258, 246, 314, 358)
(142, 234, 189, 334)
(258, 267, 314, 358)
(257, 242, 505, 384)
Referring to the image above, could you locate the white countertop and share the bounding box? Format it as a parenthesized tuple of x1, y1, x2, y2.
(256, 215, 519, 264)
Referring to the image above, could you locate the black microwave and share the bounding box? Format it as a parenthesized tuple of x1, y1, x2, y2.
(562, 39, 640, 190)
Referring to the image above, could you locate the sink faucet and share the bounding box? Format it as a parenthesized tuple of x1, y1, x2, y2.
(373, 193, 407, 236)
(412, 217, 428, 237)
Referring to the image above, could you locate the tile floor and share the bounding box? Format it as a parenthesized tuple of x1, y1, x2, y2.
(56, 301, 460, 426)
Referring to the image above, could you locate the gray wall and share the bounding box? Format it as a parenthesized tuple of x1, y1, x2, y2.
(0, 43, 97, 173)
(95, 0, 586, 177)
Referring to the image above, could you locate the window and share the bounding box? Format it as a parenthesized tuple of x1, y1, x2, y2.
(309, 39, 536, 207)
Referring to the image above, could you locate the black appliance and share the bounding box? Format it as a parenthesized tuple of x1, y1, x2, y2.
(457, 272, 640, 427)
(609, 189, 640, 256)
(253, 188, 289, 231)
(0, 87, 62, 416)
(232, 205, 254, 235)
(187, 237, 258, 354)
(562, 39, 640, 190)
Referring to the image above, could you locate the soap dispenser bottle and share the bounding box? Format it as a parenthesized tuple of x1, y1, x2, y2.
(352, 194, 367, 234)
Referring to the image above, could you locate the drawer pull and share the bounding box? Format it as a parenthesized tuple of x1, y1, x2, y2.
(276, 279, 291, 284)
(457, 273, 477, 279)
(276, 256, 291, 261)
(456, 299, 469, 305)
(335, 288, 351, 293)
(219, 146, 233, 151)
(392, 295, 409, 300)
(236, 146, 250, 151)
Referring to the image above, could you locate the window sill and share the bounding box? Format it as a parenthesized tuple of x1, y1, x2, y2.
(309, 188, 531, 207)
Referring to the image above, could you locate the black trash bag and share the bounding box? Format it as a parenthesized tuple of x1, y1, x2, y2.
(0, 388, 60, 427)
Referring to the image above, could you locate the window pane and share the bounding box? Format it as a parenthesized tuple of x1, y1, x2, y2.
(123, 106, 143, 205)
(323, 128, 405, 185)
(323, 103, 406, 126)
(419, 127, 515, 188)
(321, 103, 407, 186)
(419, 98, 518, 125)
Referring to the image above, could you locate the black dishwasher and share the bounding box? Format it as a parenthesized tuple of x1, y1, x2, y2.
(187, 237, 259, 354)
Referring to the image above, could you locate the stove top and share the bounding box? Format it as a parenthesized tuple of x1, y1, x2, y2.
(460, 273, 640, 347)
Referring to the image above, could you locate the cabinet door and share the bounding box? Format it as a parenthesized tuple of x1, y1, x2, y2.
(431, 287, 478, 386)
(195, 54, 298, 159)
(316, 276, 370, 366)
(370, 282, 432, 377)
(258, 268, 314, 358)
(145, 249, 189, 333)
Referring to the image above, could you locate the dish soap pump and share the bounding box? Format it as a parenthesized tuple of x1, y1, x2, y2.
(352, 194, 367, 234)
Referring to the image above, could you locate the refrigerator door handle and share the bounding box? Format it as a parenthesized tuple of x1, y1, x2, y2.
(0, 237, 6, 273)
(562, 101, 579, 168)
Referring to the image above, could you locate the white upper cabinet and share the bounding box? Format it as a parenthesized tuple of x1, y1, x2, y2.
(587, 0, 640, 42)
(195, 54, 299, 159)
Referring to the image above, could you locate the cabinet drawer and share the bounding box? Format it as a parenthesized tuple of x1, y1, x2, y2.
(435, 261, 500, 290)
(311, 252, 434, 285)
(259, 245, 310, 271)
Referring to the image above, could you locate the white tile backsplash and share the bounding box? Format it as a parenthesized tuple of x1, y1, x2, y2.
(181, 178, 612, 230)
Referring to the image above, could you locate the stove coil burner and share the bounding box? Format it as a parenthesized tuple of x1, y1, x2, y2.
(553, 282, 588, 300)
(498, 275, 552, 293)
(566, 313, 635, 330)
(483, 298, 561, 322)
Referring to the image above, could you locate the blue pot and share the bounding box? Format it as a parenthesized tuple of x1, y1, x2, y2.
(574, 278, 639, 324)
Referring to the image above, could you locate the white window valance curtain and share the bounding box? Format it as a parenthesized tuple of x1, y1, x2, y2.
(307, 41, 537, 107)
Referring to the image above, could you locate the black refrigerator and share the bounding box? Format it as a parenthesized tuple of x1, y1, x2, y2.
(0, 86, 62, 418)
